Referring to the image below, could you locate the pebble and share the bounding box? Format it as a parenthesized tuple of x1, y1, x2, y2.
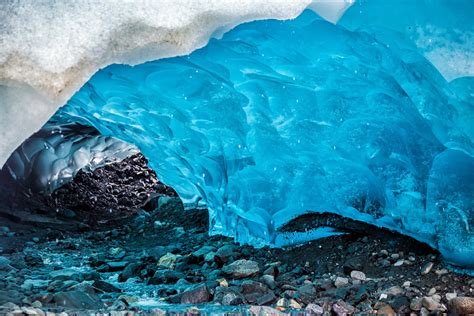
(393, 259, 404, 267)
(350, 270, 366, 281)
(420, 262, 434, 275)
(334, 277, 349, 288)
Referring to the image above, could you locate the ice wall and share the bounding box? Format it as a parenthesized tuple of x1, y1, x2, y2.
(0, 0, 353, 169)
(0, 123, 137, 194)
(51, 10, 474, 268)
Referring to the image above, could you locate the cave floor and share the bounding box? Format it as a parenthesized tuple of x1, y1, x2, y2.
(0, 197, 473, 315)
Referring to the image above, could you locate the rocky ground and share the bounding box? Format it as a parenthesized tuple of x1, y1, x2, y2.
(0, 156, 473, 315)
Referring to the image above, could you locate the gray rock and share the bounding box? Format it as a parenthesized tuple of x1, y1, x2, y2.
(214, 244, 238, 265)
(118, 262, 142, 282)
(261, 274, 276, 289)
(180, 284, 211, 304)
(49, 268, 84, 281)
(222, 259, 259, 278)
(334, 277, 349, 288)
(221, 292, 243, 305)
(0, 256, 13, 271)
(306, 303, 324, 315)
(297, 283, 317, 304)
(332, 300, 356, 316)
(350, 270, 366, 281)
(92, 280, 121, 293)
(249, 306, 287, 316)
(149, 269, 185, 285)
(420, 261, 434, 275)
(53, 290, 103, 309)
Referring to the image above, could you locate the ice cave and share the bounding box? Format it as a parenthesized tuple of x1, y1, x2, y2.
(1, 0, 474, 314)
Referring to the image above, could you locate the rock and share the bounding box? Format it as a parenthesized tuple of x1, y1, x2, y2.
(332, 300, 355, 316)
(305, 303, 324, 315)
(180, 285, 211, 304)
(350, 270, 366, 281)
(262, 274, 277, 290)
(92, 280, 121, 293)
(393, 259, 404, 266)
(49, 269, 83, 282)
(297, 283, 317, 304)
(449, 297, 474, 315)
(445, 292, 457, 301)
(190, 246, 215, 262)
(158, 253, 180, 269)
(256, 292, 277, 305)
(384, 286, 404, 296)
(249, 306, 287, 316)
(0, 256, 13, 271)
(53, 290, 103, 309)
(222, 292, 243, 305)
(149, 269, 185, 285)
(118, 262, 142, 282)
(375, 303, 395, 315)
(334, 277, 349, 288)
(21, 279, 49, 291)
(422, 296, 446, 311)
(222, 259, 260, 278)
(214, 244, 238, 266)
(420, 261, 434, 275)
(410, 297, 423, 311)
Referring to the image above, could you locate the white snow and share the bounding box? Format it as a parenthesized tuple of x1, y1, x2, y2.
(0, 0, 353, 168)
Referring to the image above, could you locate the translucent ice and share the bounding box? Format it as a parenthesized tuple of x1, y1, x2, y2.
(0, 0, 353, 168)
(47, 10, 474, 267)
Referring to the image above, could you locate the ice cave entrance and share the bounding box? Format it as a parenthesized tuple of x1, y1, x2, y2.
(2, 10, 474, 269)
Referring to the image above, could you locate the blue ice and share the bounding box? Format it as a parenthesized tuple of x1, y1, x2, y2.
(51, 9, 474, 268)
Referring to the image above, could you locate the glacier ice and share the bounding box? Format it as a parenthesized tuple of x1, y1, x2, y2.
(0, 123, 137, 194)
(41, 10, 474, 268)
(0, 0, 353, 168)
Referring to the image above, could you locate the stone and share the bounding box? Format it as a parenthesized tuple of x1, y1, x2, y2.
(118, 262, 142, 282)
(0, 256, 13, 271)
(334, 277, 349, 288)
(449, 297, 474, 315)
(332, 300, 355, 316)
(422, 296, 446, 311)
(249, 306, 287, 316)
(393, 259, 404, 266)
(222, 259, 260, 278)
(350, 270, 366, 281)
(297, 283, 317, 304)
(53, 290, 103, 309)
(221, 292, 243, 305)
(375, 302, 395, 315)
(262, 274, 276, 290)
(256, 292, 277, 305)
(214, 244, 238, 266)
(305, 303, 324, 315)
(49, 269, 84, 281)
(410, 297, 423, 311)
(180, 285, 211, 304)
(420, 262, 434, 275)
(445, 292, 457, 301)
(92, 280, 121, 293)
(384, 286, 404, 296)
(21, 279, 49, 291)
(158, 253, 180, 269)
(149, 269, 185, 285)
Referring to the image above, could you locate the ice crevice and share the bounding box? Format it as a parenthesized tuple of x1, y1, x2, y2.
(1, 1, 474, 268)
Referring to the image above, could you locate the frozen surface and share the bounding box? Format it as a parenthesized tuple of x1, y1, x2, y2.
(49, 10, 474, 268)
(0, 0, 353, 168)
(340, 0, 474, 81)
(0, 123, 137, 194)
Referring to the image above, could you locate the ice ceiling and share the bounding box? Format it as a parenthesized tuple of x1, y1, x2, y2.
(1, 1, 474, 268)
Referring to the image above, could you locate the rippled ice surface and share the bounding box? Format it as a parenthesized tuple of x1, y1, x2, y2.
(50, 9, 474, 267)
